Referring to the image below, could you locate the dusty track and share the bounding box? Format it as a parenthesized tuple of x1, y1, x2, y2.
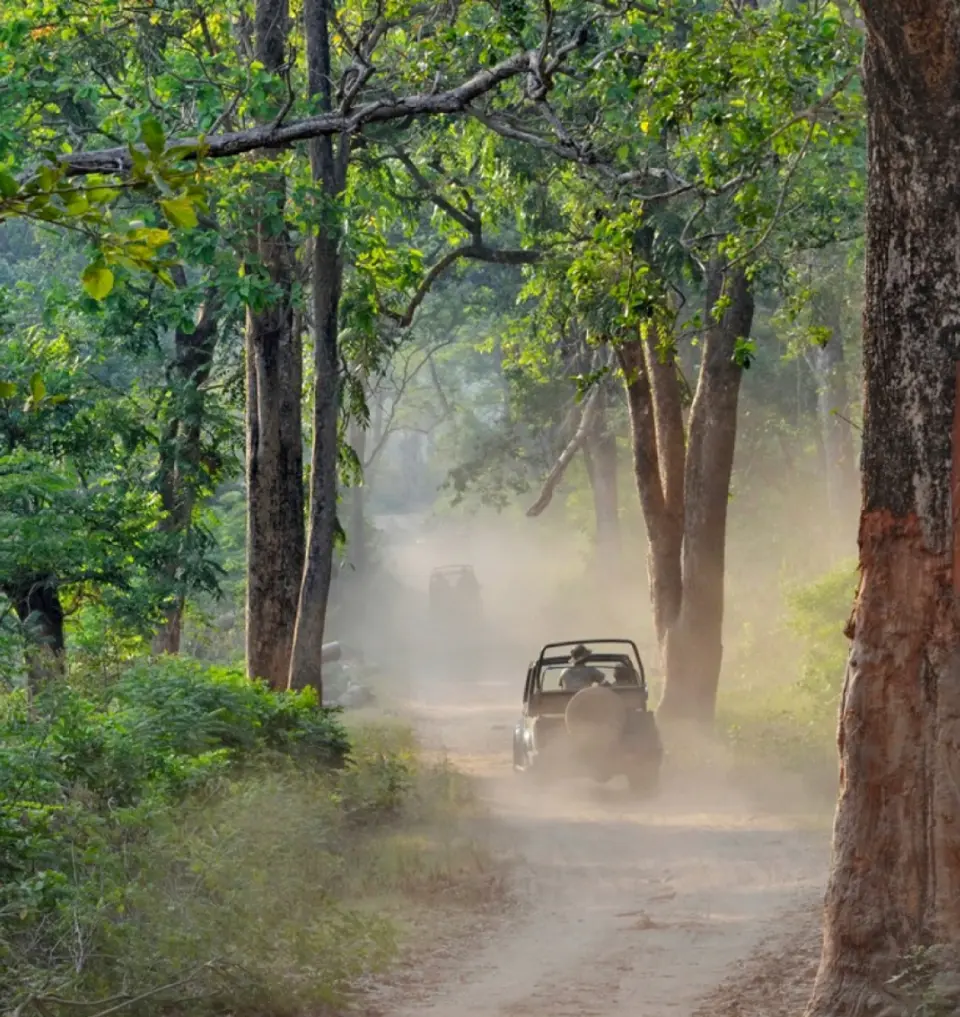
(369, 666, 829, 1017)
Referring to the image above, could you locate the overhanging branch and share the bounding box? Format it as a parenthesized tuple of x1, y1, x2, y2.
(47, 47, 574, 178)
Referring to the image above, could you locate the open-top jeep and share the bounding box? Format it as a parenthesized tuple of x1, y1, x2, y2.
(513, 639, 663, 796)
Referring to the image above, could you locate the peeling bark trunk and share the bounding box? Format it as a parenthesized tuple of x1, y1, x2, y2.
(153, 278, 220, 656)
(806, 5, 960, 1010)
(288, 0, 345, 693)
(244, 0, 305, 690)
(659, 266, 753, 722)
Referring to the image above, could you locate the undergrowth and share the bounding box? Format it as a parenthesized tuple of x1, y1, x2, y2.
(886, 946, 960, 1017)
(715, 558, 858, 800)
(0, 658, 494, 1017)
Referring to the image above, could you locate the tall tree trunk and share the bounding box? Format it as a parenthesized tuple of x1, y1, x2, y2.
(288, 0, 345, 692)
(618, 339, 684, 645)
(659, 266, 754, 722)
(618, 266, 753, 722)
(582, 384, 621, 563)
(153, 276, 220, 656)
(7, 577, 66, 688)
(806, 6, 960, 1011)
(245, 0, 305, 689)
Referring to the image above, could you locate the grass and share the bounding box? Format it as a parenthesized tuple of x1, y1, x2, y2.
(705, 560, 856, 809)
(717, 681, 840, 800)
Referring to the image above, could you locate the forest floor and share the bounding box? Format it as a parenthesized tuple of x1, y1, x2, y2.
(356, 664, 832, 1017)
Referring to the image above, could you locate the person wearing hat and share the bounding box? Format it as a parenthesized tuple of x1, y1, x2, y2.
(559, 644, 605, 692)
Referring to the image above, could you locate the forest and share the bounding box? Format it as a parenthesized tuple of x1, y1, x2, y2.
(1, 0, 957, 1014)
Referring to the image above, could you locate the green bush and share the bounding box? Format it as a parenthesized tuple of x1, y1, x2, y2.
(785, 557, 858, 702)
(0, 662, 492, 1017)
(0, 657, 348, 1012)
(716, 558, 858, 801)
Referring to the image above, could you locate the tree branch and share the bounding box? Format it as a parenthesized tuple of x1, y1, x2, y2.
(390, 146, 480, 237)
(384, 242, 541, 327)
(45, 46, 579, 178)
(525, 386, 600, 517)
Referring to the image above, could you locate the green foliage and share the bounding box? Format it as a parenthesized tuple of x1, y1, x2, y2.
(717, 559, 857, 800)
(785, 557, 857, 702)
(0, 659, 432, 1015)
(886, 946, 960, 1017)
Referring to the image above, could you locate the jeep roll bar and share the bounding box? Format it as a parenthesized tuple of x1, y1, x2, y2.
(535, 639, 646, 685)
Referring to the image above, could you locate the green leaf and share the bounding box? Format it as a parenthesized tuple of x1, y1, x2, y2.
(129, 145, 149, 176)
(0, 172, 17, 199)
(160, 195, 198, 229)
(29, 373, 46, 403)
(140, 116, 166, 157)
(63, 192, 89, 215)
(82, 263, 115, 300)
(0, 381, 15, 399)
(88, 186, 121, 204)
(129, 226, 172, 247)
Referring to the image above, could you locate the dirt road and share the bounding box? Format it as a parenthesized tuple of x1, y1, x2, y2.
(369, 668, 830, 1017)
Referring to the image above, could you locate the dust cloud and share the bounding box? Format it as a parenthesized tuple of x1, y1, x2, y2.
(325, 494, 844, 1017)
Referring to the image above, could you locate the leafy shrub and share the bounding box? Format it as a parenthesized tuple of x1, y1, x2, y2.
(717, 559, 858, 801)
(0, 657, 348, 1010)
(0, 664, 492, 1017)
(785, 557, 858, 702)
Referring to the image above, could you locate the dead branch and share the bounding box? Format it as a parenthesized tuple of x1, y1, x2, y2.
(525, 386, 600, 517)
(384, 242, 540, 328)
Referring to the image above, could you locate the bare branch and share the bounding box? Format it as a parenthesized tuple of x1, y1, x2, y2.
(526, 386, 600, 517)
(362, 339, 453, 467)
(390, 146, 480, 237)
(385, 242, 541, 327)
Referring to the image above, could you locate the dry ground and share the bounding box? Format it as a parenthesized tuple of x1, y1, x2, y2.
(358, 663, 831, 1017)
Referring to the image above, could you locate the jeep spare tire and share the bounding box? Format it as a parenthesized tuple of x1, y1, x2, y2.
(565, 685, 627, 744)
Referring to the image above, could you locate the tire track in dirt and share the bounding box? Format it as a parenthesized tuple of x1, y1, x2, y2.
(367, 671, 830, 1017)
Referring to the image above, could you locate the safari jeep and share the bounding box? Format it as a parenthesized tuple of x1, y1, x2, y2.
(512, 639, 663, 796)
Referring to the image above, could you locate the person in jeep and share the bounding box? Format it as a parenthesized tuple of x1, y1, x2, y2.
(559, 644, 606, 692)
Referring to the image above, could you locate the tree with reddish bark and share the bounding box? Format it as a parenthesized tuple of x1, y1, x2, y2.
(806, 1, 960, 1010)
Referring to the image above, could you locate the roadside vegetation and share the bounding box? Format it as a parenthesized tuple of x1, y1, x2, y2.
(0, 656, 497, 1017)
(718, 559, 856, 801)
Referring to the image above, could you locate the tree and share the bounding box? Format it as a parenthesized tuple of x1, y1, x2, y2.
(1, 0, 865, 713)
(524, 331, 624, 565)
(805, 1, 960, 1011)
(153, 271, 223, 655)
(775, 245, 863, 549)
(0, 319, 198, 684)
(649, 264, 755, 720)
(288, 0, 348, 692)
(244, 0, 307, 690)
(469, 0, 863, 720)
